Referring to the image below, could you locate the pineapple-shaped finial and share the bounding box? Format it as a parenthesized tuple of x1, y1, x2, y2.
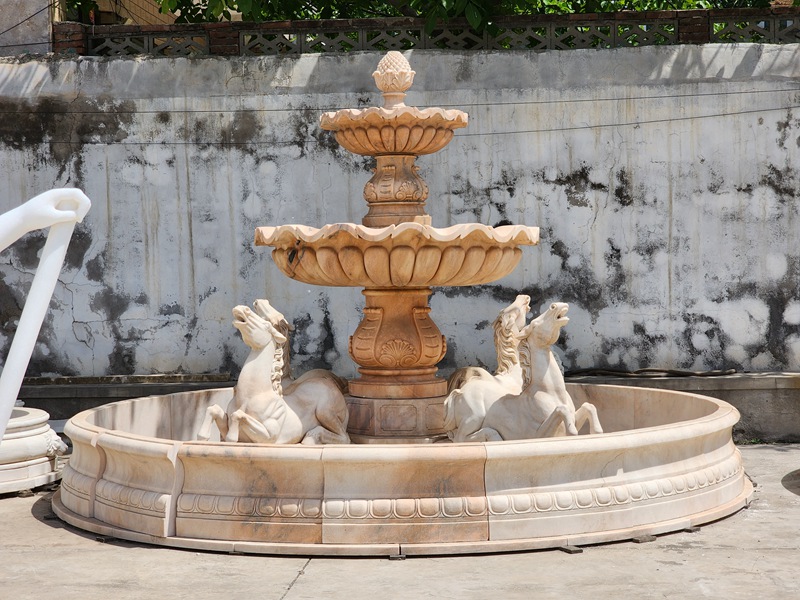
(373, 51, 415, 109)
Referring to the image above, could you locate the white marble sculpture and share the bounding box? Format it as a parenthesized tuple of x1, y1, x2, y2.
(251, 298, 349, 389)
(444, 302, 603, 442)
(447, 294, 531, 396)
(198, 302, 350, 444)
(0, 188, 91, 440)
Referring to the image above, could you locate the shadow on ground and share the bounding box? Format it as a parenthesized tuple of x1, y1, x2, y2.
(781, 469, 800, 496)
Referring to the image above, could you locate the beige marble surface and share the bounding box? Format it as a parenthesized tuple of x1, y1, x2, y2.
(55, 384, 752, 555)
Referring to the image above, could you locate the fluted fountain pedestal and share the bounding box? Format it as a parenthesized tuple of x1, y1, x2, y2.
(257, 221, 538, 442)
(349, 287, 446, 399)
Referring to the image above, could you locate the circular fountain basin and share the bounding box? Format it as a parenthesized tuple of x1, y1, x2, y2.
(52, 384, 752, 556)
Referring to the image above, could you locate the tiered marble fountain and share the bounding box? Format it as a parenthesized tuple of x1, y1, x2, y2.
(53, 54, 752, 556)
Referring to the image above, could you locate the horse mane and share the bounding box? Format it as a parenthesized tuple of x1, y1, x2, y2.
(273, 319, 293, 380)
(493, 310, 521, 376)
(518, 336, 532, 389)
(270, 340, 285, 396)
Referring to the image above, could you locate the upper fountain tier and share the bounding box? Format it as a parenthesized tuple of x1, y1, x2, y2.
(320, 51, 467, 157)
(259, 52, 539, 291)
(319, 52, 468, 227)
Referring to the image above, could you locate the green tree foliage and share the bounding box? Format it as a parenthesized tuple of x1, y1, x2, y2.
(65, 0, 774, 29)
(62, 0, 98, 23)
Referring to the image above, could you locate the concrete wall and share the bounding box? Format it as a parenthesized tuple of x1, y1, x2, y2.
(0, 1, 51, 57)
(0, 45, 799, 379)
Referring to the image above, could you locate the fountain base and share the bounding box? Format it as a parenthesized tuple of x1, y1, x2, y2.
(345, 395, 447, 443)
(53, 384, 752, 556)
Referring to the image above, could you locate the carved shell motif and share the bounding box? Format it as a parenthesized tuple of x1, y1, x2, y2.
(378, 339, 417, 367)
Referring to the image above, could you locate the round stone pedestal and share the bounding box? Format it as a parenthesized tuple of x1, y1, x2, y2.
(0, 407, 65, 494)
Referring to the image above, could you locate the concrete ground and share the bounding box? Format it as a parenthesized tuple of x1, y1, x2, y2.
(1, 444, 798, 600)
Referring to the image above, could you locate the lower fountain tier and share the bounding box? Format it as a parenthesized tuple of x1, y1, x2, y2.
(54, 384, 752, 556)
(255, 222, 539, 288)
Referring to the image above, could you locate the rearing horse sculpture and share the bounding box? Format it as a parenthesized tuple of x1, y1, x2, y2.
(198, 302, 350, 444)
(444, 302, 603, 442)
(252, 298, 348, 392)
(446, 294, 530, 396)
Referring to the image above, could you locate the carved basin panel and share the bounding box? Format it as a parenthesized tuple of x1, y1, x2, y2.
(256, 222, 539, 288)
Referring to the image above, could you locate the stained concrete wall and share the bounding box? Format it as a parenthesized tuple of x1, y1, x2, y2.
(0, 2, 51, 57)
(0, 45, 799, 379)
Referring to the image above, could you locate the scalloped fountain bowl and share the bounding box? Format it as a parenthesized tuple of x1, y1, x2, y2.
(256, 222, 539, 287)
(52, 383, 752, 556)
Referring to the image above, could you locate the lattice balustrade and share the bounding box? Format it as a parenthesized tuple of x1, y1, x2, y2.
(363, 29, 425, 51)
(425, 27, 485, 50)
(552, 24, 614, 50)
(617, 23, 676, 46)
(89, 35, 148, 56)
(488, 26, 550, 51)
(775, 17, 800, 42)
(712, 18, 772, 42)
(715, 18, 800, 43)
(241, 32, 301, 55)
(88, 33, 208, 56)
(151, 36, 208, 56)
(304, 31, 360, 52)
(63, 9, 800, 58)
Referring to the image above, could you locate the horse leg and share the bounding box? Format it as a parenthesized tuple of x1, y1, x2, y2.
(197, 404, 227, 441)
(302, 425, 349, 445)
(535, 405, 578, 438)
(464, 427, 503, 442)
(451, 414, 487, 443)
(574, 402, 603, 434)
(230, 410, 282, 443)
(307, 404, 351, 445)
(225, 410, 241, 442)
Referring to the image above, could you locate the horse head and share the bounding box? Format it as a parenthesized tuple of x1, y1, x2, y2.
(520, 302, 569, 349)
(232, 305, 286, 351)
(252, 298, 294, 379)
(496, 294, 530, 333)
(253, 299, 294, 335)
(492, 294, 531, 374)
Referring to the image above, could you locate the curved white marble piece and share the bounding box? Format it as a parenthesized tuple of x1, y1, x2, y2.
(0, 188, 91, 439)
(0, 407, 65, 493)
(53, 384, 752, 556)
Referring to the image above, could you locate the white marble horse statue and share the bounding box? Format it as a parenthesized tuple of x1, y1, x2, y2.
(197, 302, 350, 444)
(446, 294, 530, 396)
(251, 298, 348, 391)
(444, 302, 602, 442)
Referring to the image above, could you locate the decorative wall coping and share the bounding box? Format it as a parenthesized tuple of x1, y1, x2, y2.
(52, 9, 800, 57)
